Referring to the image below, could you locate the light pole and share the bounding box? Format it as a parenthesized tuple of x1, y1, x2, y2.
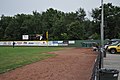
(101, 0, 104, 68)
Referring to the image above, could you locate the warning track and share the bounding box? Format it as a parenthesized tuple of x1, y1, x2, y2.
(0, 48, 97, 80)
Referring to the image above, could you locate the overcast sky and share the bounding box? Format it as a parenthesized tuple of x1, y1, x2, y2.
(0, 0, 120, 18)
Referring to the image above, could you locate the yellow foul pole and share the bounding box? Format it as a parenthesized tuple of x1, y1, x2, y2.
(46, 31, 48, 46)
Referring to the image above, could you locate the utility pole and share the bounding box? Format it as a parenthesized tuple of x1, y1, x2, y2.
(101, 0, 104, 68)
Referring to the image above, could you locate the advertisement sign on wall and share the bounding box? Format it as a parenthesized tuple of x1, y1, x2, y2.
(0, 40, 75, 46)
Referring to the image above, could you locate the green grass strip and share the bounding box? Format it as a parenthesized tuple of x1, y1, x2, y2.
(0, 47, 64, 73)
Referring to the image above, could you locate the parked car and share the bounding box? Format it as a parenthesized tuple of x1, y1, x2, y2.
(107, 42, 120, 54)
(104, 39, 120, 50)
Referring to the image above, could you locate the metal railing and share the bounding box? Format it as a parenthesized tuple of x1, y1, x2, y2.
(90, 50, 102, 80)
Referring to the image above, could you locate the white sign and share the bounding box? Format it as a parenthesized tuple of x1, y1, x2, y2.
(69, 41, 75, 44)
(22, 35, 29, 40)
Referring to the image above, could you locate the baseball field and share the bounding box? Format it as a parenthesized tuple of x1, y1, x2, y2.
(0, 47, 97, 80)
(0, 47, 64, 73)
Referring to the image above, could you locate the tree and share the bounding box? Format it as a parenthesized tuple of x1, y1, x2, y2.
(76, 8, 86, 21)
(91, 3, 120, 39)
(67, 21, 84, 40)
(0, 15, 13, 40)
(4, 18, 21, 40)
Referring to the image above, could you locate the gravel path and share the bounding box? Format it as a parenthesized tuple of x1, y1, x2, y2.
(0, 48, 97, 80)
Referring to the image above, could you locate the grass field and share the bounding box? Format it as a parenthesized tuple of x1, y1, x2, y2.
(0, 47, 64, 73)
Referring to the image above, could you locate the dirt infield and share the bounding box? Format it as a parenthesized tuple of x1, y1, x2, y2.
(0, 48, 97, 80)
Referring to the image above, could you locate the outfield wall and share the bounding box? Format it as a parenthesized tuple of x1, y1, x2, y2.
(0, 40, 101, 47)
(0, 41, 74, 46)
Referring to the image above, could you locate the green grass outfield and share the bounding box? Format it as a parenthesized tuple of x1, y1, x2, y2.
(0, 47, 64, 73)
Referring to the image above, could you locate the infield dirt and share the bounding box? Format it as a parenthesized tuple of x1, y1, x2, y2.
(0, 48, 97, 80)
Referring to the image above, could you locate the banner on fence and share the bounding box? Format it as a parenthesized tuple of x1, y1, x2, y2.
(0, 40, 75, 46)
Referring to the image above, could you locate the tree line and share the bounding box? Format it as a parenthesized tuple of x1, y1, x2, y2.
(0, 3, 120, 41)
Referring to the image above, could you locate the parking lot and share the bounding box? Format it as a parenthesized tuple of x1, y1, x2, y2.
(104, 52, 120, 80)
